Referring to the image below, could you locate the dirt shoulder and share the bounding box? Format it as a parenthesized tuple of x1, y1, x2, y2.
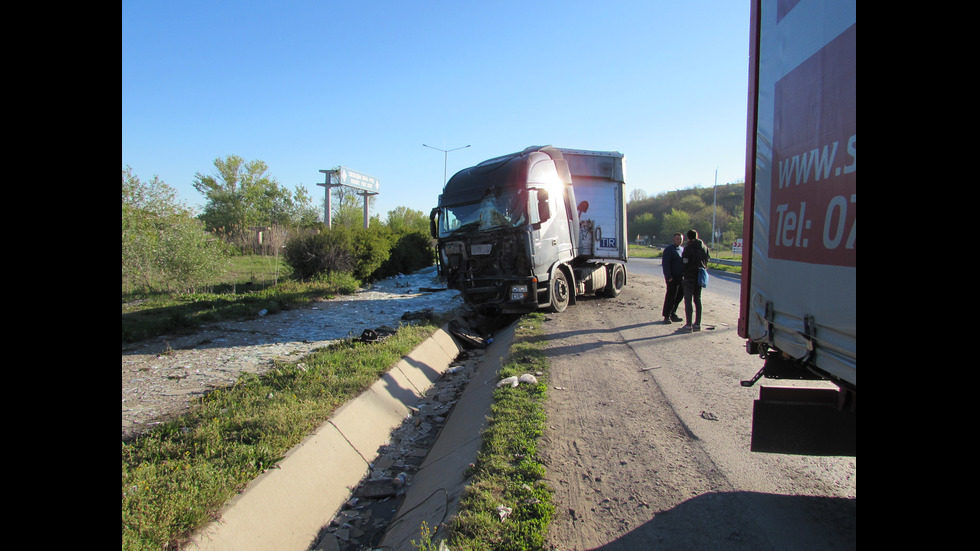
(538, 272, 856, 550)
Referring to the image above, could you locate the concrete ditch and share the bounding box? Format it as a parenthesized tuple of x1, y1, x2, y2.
(185, 318, 516, 551)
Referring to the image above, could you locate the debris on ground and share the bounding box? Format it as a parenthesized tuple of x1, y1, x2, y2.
(700, 410, 719, 421)
(356, 326, 397, 343)
(449, 319, 490, 349)
(518, 373, 538, 385)
(401, 308, 435, 321)
(496, 373, 539, 388)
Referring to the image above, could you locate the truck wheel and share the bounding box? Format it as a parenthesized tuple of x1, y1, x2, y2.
(604, 264, 625, 298)
(547, 270, 570, 313)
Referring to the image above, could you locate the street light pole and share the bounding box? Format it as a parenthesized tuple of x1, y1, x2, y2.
(712, 167, 718, 248)
(423, 143, 471, 186)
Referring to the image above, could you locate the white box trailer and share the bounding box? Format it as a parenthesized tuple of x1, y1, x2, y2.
(555, 148, 628, 261)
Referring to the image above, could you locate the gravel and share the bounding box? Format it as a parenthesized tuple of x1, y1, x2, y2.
(121, 267, 464, 440)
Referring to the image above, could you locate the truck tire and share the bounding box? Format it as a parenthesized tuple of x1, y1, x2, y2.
(604, 264, 625, 298)
(547, 269, 570, 313)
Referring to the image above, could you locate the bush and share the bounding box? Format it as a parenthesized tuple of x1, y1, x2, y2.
(152, 217, 229, 293)
(283, 228, 355, 280)
(377, 231, 434, 278)
(122, 167, 229, 294)
(283, 224, 435, 283)
(350, 225, 393, 282)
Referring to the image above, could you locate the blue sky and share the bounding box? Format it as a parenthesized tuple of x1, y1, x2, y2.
(122, 1, 751, 220)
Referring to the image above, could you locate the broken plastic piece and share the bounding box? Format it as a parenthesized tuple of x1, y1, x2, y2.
(449, 319, 488, 349)
(518, 373, 538, 385)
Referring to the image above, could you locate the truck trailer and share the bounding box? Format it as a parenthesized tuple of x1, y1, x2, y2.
(430, 145, 627, 315)
(738, 0, 855, 455)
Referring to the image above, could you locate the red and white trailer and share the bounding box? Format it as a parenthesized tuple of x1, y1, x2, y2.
(738, 0, 855, 455)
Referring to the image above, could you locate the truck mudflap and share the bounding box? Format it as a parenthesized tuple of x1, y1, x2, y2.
(749, 385, 856, 456)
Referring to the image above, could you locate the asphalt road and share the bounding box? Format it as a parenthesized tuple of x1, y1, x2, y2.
(626, 255, 742, 302)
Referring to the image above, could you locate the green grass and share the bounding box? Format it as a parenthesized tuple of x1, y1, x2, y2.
(425, 313, 555, 551)
(122, 289, 555, 551)
(628, 243, 742, 274)
(215, 253, 292, 288)
(627, 243, 661, 258)
(122, 254, 450, 550)
(122, 322, 441, 551)
(122, 255, 361, 343)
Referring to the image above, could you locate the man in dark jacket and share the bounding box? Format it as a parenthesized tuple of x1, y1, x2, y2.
(681, 229, 710, 332)
(661, 232, 684, 323)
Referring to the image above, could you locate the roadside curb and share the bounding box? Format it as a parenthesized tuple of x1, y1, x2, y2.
(378, 319, 516, 550)
(185, 323, 464, 551)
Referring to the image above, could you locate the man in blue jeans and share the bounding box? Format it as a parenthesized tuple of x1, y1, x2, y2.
(681, 229, 710, 332)
(661, 232, 684, 324)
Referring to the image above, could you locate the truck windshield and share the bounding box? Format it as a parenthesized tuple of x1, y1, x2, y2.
(438, 189, 526, 238)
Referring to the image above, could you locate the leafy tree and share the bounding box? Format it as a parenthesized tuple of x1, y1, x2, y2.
(628, 212, 658, 241)
(193, 155, 319, 237)
(676, 193, 706, 214)
(330, 202, 367, 228)
(691, 205, 717, 241)
(722, 209, 744, 245)
(290, 186, 322, 227)
(386, 206, 429, 235)
(625, 182, 746, 245)
(122, 166, 227, 293)
(661, 208, 692, 240)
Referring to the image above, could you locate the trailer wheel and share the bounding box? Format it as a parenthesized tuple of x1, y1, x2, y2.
(547, 269, 570, 313)
(604, 264, 626, 298)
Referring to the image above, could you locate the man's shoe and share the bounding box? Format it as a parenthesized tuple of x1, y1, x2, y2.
(670, 314, 683, 322)
(663, 317, 672, 324)
(693, 324, 701, 332)
(678, 324, 692, 332)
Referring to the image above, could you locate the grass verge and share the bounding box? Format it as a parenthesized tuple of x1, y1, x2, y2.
(121, 321, 440, 551)
(123, 299, 554, 551)
(122, 271, 361, 343)
(627, 244, 742, 274)
(418, 313, 555, 551)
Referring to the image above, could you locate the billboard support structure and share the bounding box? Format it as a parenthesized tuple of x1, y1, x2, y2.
(317, 169, 342, 229)
(317, 166, 381, 229)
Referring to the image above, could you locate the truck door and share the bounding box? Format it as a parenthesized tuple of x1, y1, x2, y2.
(529, 188, 559, 281)
(527, 158, 572, 280)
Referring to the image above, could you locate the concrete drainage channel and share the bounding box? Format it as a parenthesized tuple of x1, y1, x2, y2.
(186, 315, 519, 551)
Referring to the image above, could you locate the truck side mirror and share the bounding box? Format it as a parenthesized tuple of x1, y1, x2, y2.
(537, 189, 552, 223)
(429, 208, 439, 238)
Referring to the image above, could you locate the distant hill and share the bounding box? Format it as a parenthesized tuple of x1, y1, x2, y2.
(627, 182, 744, 246)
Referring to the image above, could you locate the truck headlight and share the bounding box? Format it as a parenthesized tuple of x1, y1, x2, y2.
(510, 284, 528, 301)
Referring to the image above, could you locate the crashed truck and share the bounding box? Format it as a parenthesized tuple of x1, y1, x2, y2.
(738, 0, 855, 455)
(429, 146, 627, 316)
